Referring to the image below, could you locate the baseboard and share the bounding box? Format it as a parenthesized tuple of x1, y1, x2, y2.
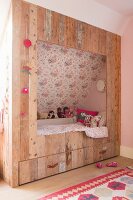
(120, 146, 133, 159)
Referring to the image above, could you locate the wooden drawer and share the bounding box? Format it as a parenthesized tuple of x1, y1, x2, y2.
(38, 153, 66, 179)
(37, 133, 65, 157)
(19, 159, 38, 185)
(72, 148, 85, 169)
(84, 147, 94, 165)
(85, 137, 94, 148)
(93, 141, 117, 162)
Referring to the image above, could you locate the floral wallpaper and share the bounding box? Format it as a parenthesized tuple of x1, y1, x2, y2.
(37, 41, 106, 114)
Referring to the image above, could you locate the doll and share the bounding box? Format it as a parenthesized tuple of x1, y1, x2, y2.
(63, 106, 71, 118)
(57, 107, 64, 118)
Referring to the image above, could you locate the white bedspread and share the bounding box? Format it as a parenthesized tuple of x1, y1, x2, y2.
(37, 123, 108, 138)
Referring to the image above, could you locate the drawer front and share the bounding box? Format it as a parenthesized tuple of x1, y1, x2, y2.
(37, 134, 65, 157)
(84, 147, 94, 165)
(72, 148, 85, 169)
(38, 153, 66, 179)
(65, 131, 86, 151)
(19, 159, 38, 185)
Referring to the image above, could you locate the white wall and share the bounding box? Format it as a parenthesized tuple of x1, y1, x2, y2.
(0, 0, 11, 44)
(121, 17, 133, 159)
(26, 0, 129, 35)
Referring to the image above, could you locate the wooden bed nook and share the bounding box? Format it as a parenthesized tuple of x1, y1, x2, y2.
(0, 0, 120, 187)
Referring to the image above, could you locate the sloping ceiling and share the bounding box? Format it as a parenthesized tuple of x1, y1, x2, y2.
(25, 0, 132, 35)
(94, 0, 133, 16)
(0, 0, 11, 44)
(0, 0, 133, 40)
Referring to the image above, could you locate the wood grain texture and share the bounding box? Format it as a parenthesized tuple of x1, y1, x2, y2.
(19, 159, 38, 185)
(37, 6, 46, 41)
(12, 0, 22, 187)
(10, 0, 121, 187)
(20, 1, 30, 161)
(37, 133, 65, 157)
(28, 3, 37, 159)
(65, 132, 85, 151)
(64, 17, 76, 48)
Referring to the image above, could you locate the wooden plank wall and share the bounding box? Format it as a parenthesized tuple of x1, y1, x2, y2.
(10, 0, 121, 187)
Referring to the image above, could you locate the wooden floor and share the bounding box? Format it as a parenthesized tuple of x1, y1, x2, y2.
(0, 156, 132, 200)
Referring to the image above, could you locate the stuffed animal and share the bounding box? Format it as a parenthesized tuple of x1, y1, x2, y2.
(84, 115, 92, 127)
(47, 110, 55, 119)
(90, 115, 102, 127)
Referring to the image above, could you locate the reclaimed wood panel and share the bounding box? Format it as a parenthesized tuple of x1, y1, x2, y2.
(65, 17, 76, 48)
(38, 153, 66, 180)
(20, 1, 30, 161)
(12, 0, 22, 187)
(84, 147, 94, 165)
(66, 148, 72, 171)
(82, 23, 91, 52)
(72, 149, 85, 169)
(75, 21, 83, 49)
(28, 3, 38, 159)
(19, 159, 38, 185)
(106, 32, 120, 146)
(38, 156, 46, 179)
(58, 15, 66, 45)
(65, 131, 88, 151)
(10, 0, 121, 187)
(37, 6, 46, 41)
(51, 11, 60, 44)
(45, 153, 66, 177)
(38, 133, 65, 157)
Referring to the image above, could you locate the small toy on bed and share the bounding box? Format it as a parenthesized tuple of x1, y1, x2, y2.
(57, 107, 65, 118)
(91, 115, 102, 127)
(84, 115, 102, 127)
(84, 115, 92, 127)
(63, 106, 72, 118)
(47, 110, 55, 119)
(37, 112, 41, 119)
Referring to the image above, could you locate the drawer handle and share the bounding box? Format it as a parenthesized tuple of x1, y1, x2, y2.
(47, 163, 58, 168)
(99, 150, 107, 154)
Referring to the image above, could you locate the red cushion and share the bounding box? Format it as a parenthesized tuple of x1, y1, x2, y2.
(77, 108, 98, 123)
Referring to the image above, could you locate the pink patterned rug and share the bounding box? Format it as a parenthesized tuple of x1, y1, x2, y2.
(39, 169, 133, 200)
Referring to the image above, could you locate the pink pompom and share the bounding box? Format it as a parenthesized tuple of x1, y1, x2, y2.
(20, 112, 26, 117)
(23, 66, 32, 71)
(23, 39, 32, 48)
(96, 162, 103, 168)
(106, 162, 118, 167)
(21, 88, 29, 94)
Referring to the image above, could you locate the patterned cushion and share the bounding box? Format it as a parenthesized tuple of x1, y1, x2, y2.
(90, 115, 102, 127)
(84, 115, 104, 127)
(77, 108, 98, 124)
